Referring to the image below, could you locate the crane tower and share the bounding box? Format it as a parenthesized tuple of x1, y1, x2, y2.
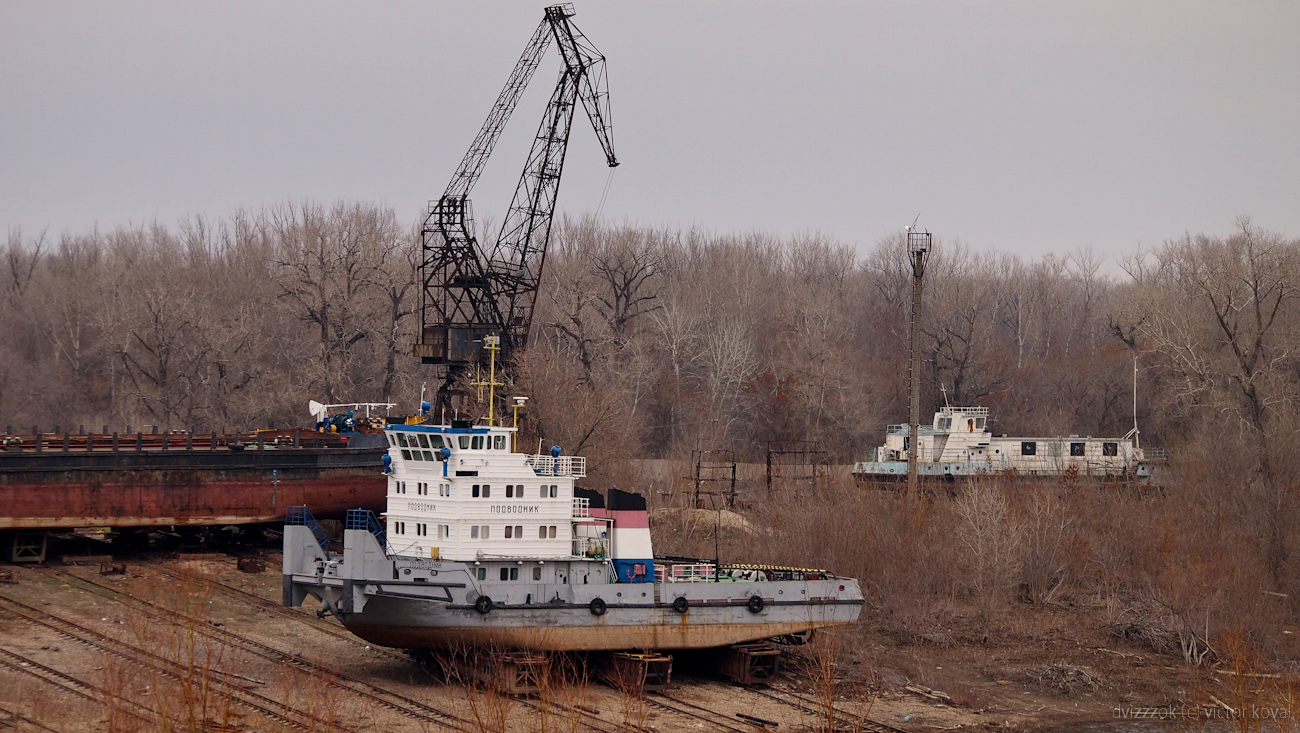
(414, 4, 618, 411)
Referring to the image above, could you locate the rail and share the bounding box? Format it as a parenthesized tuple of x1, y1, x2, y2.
(525, 454, 586, 478)
(286, 505, 335, 555)
(572, 537, 609, 559)
(0, 428, 360, 453)
(347, 508, 392, 556)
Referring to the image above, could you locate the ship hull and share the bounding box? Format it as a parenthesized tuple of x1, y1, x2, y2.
(0, 439, 387, 530)
(344, 604, 859, 652)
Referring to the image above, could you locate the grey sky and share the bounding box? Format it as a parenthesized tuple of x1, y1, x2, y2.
(2, 2, 1297, 263)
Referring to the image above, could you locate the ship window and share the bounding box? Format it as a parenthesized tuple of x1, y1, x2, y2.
(386, 433, 396, 446)
(401, 449, 411, 460)
(494, 435, 506, 450)
(500, 567, 509, 581)
(417, 434, 430, 449)
(458, 436, 470, 449)
(439, 525, 449, 539)
(1021, 442, 1037, 456)
(471, 526, 479, 539)
(413, 450, 424, 461)
(975, 418, 986, 430)
(538, 526, 547, 539)
(423, 451, 434, 461)
(482, 485, 490, 498)
(532, 567, 542, 581)
(427, 435, 444, 448)
(515, 525, 523, 538)
(471, 436, 485, 450)
(477, 567, 486, 580)
(397, 433, 409, 447)
(1071, 442, 1085, 456)
(505, 526, 513, 538)
(506, 485, 514, 498)
(472, 484, 481, 498)
(417, 523, 427, 536)
(441, 483, 449, 496)
(481, 525, 489, 539)
(550, 485, 558, 498)
(1103, 442, 1118, 456)
(510, 568, 519, 581)
(549, 526, 557, 538)
(1048, 442, 1062, 457)
(394, 521, 405, 535)
(937, 417, 951, 430)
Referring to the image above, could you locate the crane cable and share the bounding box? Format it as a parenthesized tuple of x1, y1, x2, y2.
(595, 167, 613, 220)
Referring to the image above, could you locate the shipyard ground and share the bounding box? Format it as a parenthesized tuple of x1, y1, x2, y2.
(0, 540, 1238, 732)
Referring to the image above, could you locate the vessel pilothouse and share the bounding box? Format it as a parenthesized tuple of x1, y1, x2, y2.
(381, 420, 639, 587)
(282, 414, 863, 652)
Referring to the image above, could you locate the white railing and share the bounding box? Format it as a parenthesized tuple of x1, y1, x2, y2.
(525, 454, 587, 478)
(657, 563, 716, 583)
(572, 497, 590, 518)
(572, 537, 609, 559)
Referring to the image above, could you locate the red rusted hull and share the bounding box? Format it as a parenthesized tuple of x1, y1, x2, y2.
(0, 437, 387, 530)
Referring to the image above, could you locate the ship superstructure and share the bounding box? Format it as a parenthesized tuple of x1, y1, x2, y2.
(282, 420, 863, 652)
(853, 405, 1156, 482)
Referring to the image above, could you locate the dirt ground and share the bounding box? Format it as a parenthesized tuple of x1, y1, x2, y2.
(0, 542, 1241, 733)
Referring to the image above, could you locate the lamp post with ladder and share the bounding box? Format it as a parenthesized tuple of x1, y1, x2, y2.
(906, 228, 932, 497)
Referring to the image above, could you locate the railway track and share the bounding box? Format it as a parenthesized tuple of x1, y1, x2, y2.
(136, 557, 410, 664)
(41, 568, 472, 731)
(646, 691, 754, 732)
(0, 593, 335, 731)
(741, 683, 908, 733)
(0, 643, 163, 729)
(0, 699, 65, 733)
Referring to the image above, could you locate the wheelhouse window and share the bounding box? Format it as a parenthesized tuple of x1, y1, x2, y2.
(401, 449, 412, 460)
(975, 417, 986, 430)
(458, 436, 470, 449)
(397, 433, 409, 447)
(1021, 442, 1037, 456)
(427, 435, 444, 449)
(493, 435, 506, 450)
(471, 436, 485, 450)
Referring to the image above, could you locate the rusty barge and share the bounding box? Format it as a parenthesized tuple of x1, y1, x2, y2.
(0, 424, 388, 563)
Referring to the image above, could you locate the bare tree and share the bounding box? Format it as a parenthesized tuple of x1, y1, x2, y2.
(1127, 217, 1300, 586)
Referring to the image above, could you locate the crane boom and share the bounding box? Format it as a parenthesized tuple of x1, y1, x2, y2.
(414, 4, 617, 412)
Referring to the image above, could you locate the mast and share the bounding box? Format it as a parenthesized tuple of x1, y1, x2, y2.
(906, 228, 931, 497)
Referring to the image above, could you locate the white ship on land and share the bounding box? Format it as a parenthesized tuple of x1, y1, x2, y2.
(282, 419, 863, 654)
(853, 406, 1159, 483)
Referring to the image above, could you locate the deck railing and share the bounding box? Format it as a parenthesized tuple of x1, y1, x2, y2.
(525, 454, 587, 478)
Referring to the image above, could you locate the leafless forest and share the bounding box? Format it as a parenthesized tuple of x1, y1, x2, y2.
(5, 206, 1300, 663)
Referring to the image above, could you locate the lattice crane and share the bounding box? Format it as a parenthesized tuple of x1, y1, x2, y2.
(414, 4, 617, 410)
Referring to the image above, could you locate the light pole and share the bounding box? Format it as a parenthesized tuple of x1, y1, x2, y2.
(906, 228, 931, 498)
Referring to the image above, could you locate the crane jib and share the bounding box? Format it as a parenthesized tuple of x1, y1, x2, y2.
(415, 5, 618, 414)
